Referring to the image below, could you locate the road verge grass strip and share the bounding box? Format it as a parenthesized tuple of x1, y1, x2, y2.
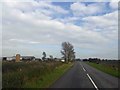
(86, 62, 120, 78)
(23, 62, 74, 88)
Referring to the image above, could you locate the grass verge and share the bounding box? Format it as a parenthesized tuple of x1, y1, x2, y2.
(86, 62, 120, 78)
(24, 62, 73, 88)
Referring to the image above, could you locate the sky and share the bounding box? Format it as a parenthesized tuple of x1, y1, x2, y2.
(1, 0, 119, 59)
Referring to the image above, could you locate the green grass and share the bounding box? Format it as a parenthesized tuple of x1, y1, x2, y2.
(2, 61, 73, 88)
(24, 63, 73, 88)
(86, 62, 120, 78)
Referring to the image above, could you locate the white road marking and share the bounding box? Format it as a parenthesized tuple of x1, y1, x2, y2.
(80, 62, 86, 71)
(87, 74, 99, 90)
(83, 67, 86, 71)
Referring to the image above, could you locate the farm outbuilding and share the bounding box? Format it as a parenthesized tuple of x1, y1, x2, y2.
(21, 56, 35, 61)
(2, 55, 36, 62)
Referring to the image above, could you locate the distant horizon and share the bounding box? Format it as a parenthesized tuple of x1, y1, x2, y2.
(1, 54, 118, 60)
(2, 1, 118, 60)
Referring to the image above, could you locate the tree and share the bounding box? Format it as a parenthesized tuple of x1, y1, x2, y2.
(61, 42, 75, 63)
(42, 52, 46, 61)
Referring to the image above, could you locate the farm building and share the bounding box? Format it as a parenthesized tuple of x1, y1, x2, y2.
(2, 57, 7, 61)
(2, 55, 36, 62)
(2, 56, 15, 61)
(21, 56, 35, 61)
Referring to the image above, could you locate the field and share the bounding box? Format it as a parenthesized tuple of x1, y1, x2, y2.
(86, 60, 120, 78)
(2, 61, 73, 88)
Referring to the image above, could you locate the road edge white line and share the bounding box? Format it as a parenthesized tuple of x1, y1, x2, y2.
(87, 74, 99, 90)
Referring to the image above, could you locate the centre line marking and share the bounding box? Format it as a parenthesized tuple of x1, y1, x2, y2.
(80, 63, 86, 71)
(87, 74, 99, 90)
(83, 67, 86, 71)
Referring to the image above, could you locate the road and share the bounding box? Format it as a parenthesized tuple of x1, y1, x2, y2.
(50, 61, 119, 89)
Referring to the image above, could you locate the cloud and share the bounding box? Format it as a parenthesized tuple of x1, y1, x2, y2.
(1, 1, 118, 59)
(2, 0, 68, 20)
(109, 2, 118, 9)
(70, 2, 105, 17)
(82, 11, 118, 40)
(9, 39, 41, 44)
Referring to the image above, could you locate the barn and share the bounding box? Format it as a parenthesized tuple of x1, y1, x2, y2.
(21, 56, 35, 61)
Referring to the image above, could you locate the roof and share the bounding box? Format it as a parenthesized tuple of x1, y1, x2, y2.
(21, 56, 35, 58)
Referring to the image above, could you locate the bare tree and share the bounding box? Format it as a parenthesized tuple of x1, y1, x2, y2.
(61, 42, 75, 63)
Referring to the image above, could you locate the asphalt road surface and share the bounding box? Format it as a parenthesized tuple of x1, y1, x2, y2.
(50, 61, 119, 89)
